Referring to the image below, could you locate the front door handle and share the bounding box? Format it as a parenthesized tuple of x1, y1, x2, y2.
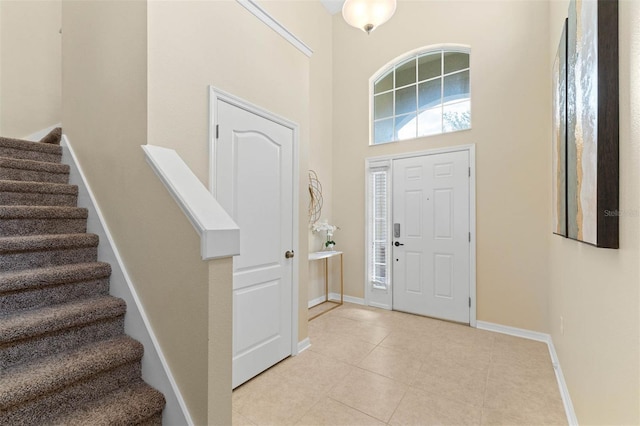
(394, 241, 404, 247)
(285, 250, 295, 259)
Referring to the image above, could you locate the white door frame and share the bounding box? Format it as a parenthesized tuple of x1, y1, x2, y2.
(209, 86, 300, 356)
(364, 144, 477, 327)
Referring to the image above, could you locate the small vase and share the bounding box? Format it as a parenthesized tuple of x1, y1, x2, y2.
(325, 243, 335, 251)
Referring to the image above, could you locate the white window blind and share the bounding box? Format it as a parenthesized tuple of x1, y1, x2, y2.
(368, 163, 390, 290)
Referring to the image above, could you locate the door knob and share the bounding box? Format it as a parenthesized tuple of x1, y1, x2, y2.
(394, 241, 404, 247)
(285, 250, 295, 259)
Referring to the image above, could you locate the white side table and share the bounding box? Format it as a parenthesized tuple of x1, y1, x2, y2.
(308, 250, 344, 320)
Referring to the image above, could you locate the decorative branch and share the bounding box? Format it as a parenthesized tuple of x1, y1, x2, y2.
(308, 170, 323, 225)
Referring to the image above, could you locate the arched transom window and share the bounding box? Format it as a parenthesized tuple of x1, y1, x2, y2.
(371, 47, 471, 144)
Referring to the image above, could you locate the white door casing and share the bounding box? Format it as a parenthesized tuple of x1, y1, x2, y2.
(210, 89, 298, 389)
(391, 150, 471, 324)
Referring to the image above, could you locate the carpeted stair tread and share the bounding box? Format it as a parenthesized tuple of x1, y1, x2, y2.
(39, 127, 62, 145)
(0, 233, 99, 271)
(0, 262, 111, 293)
(0, 295, 126, 343)
(0, 134, 62, 155)
(0, 335, 143, 410)
(0, 233, 98, 253)
(0, 362, 143, 425)
(53, 382, 166, 426)
(0, 205, 88, 219)
(0, 180, 78, 207)
(0, 206, 88, 236)
(0, 156, 69, 173)
(0, 156, 70, 184)
(0, 179, 78, 195)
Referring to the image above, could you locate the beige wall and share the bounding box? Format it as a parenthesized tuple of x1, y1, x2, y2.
(548, 1, 640, 424)
(258, 1, 338, 305)
(148, 0, 332, 345)
(61, 1, 212, 424)
(208, 257, 233, 426)
(332, 0, 552, 331)
(307, 9, 336, 303)
(0, 0, 61, 137)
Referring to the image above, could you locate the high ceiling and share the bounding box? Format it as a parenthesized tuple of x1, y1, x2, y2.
(320, 0, 344, 15)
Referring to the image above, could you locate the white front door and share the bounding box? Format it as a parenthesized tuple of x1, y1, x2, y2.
(392, 151, 470, 323)
(214, 98, 294, 388)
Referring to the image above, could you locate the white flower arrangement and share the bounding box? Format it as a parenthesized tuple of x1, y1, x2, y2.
(312, 220, 339, 248)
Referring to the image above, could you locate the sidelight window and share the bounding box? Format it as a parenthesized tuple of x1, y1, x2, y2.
(368, 161, 390, 290)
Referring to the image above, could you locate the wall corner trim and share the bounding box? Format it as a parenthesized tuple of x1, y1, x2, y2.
(142, 144, 240, 260)
(236, 0, 313, 58)
(476, 321, 578, 426)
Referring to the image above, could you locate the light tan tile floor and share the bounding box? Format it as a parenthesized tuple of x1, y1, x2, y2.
(232, 303, 567, 426)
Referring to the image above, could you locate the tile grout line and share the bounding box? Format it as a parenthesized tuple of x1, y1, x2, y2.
(289, 391, 325, 426)
(479, 335, 497, 425)
(325, 306, 405, 425)
(384, 386, 409, 425)
(326, 395, 389, 425)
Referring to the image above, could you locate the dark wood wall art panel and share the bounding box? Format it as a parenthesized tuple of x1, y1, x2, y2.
(553, 19, 568, 237)
(560, 0, 619, 248)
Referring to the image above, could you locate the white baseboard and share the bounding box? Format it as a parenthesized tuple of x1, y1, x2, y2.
(62, 135, 193, 426)
(308, 295, 326, 308)
(476, 321, 577, 426)
(547, 339, 578, 426)
(297, 337, 311, 353)
(308, 293, 365, 308)
(332, 293, 365, 305)
(476, 320, 550, 343)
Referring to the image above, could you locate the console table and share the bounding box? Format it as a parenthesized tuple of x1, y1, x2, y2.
(308, 250, 344, 320)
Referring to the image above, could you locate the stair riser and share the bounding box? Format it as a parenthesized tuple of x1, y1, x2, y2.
(0, 278, 110, 315)
(0, 147, 61, 163)
(0, 247, 98, 272)
(0, 167, 69, 184)
(0, 362, 142, 425)
(0, 316, 125, 370)
(0, 218, 87, 237)
(0, 191, 78, 206)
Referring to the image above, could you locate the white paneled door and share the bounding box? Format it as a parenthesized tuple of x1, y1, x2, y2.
(392, 151, 470, 323)
(215, 98, 294, 389)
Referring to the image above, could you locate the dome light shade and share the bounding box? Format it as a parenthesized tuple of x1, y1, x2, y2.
(342, 0, 397, 34)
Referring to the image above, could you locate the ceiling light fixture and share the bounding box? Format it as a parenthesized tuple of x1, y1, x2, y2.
(342, 0, 397, 34)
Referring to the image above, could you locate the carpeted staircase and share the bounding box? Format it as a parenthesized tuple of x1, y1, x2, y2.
(0, 129, 166, 425)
